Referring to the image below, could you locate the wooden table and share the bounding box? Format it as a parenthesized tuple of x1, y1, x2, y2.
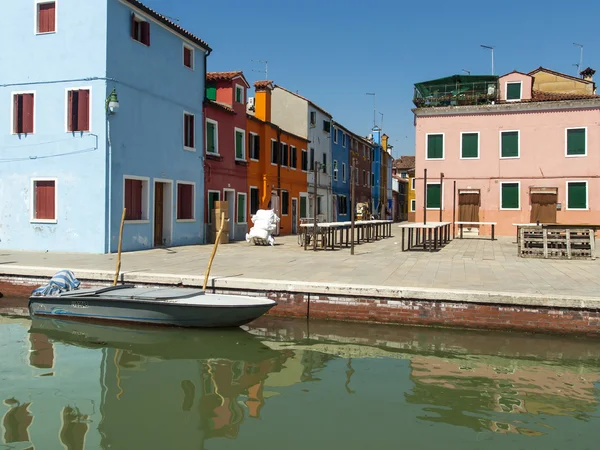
(455, 221, 497, 240)
(299, 220, 394, 250)
(398, 222, 452, 252)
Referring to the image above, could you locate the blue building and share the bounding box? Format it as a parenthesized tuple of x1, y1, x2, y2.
(331, 122, 351, 221)
(370, 126, 382, 216)
(0, 0, 211, 253)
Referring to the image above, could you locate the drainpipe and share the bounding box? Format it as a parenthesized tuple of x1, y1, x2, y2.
(202, 47, 212, 242)
(277, 126, 282, 218)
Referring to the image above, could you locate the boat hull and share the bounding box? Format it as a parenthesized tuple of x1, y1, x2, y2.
(28, 292, 276, 328)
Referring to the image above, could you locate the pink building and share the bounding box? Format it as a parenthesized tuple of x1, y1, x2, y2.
(413, 67, 600, 236)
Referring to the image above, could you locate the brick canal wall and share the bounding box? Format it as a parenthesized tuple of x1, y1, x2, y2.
(2, 275, 600, 336)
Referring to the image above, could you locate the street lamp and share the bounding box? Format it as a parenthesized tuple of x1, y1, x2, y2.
(106, 88, 120, 115)
(480, 45, 495, 75)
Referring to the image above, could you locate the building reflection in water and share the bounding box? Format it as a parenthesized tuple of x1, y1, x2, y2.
(2, 398, 33, 449)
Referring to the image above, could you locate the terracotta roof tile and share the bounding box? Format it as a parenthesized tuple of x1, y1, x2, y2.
(530, 90, 600, 101)
(125, 0, 211, 51)
(204, 99, 236, 114)
(393, 156, 415, 170)
(254, 80, 274, 90)
(207, 71, 243, 82)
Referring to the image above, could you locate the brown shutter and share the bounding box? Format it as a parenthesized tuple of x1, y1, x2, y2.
(77, 90, 90, 131)
(184, 115, 189, 147)
(23, 94, 34, 134)
(189, 115, 194, 147)
(142, 21, 150, 46)
(184, 47, 191, 67)
(67, 91, 74, 132)
(36, 181, 55, 220)
(13, 94, 19, 134)
(47, 2, 56, 32)
(130, 13, 136, 39)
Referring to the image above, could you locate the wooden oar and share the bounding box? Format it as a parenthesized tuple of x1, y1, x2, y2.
(203, 212, 226, 290)
(113, 208, 126, 286)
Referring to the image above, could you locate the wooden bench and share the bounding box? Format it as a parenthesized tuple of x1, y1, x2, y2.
(455, 221, 497, 240)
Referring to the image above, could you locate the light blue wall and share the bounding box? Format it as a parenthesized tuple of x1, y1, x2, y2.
(0, 0, 109, 253)
(331, 125, 350, 221)
(106, 0, 206, 252)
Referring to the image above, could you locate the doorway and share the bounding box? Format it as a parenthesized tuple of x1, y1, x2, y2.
(458, 190, 480, 232)
(530, 188, 557, 223)
(292, 198, 298, 234)
(154, 180, 173, 247)
(270, 192, 280, 235)
(223, 189, 236, 240)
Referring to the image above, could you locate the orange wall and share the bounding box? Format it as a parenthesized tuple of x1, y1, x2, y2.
(246, 117, 308, 236)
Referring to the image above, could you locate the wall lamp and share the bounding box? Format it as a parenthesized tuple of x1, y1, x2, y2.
(106, 88, 120, 115)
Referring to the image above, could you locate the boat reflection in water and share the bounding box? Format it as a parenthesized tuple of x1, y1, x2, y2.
(26, 316, 290, 450)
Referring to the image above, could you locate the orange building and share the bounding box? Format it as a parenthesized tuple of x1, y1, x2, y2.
(246, 81, 309, 236)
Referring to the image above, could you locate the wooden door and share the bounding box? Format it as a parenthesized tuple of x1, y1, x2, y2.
(458, 192, 480, 222)
(530, 193, 557, 224)
(154, 183, 164, 247)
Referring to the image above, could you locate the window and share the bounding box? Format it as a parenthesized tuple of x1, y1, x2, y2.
(426, 183, 442, 209)
(250, 187, 260, 215)
(37, 2, 56, 34)
(501, 130, 519, 158)
(342, 133, 347, 147)
(333, 160, 338, 181)
(461, 132, 479, 159)
(342, 163, 346, 182)
(322, 153, 327, 173)
(506, 82, 522, 101)
(300, 195, 308, 218)
(566, 128, 586, 157)
(371, 172, 375, 187)
(500, 182, 520, 210)
(206, 84, 216, 101)
(235, 128, 245, 160)
(411, 178, 415, 190)
(281, 191, 289, 215)
(207, 191, 220, 224)
(131, 13, 150, 46)
(177, 183, 195, 221)
(235, 85, 244, 104)
(67, 89, 90, 132)
(249, 133, 260, 160)
(410, 199, 416, 212)
(301, 149, 308, 171)
(426, 133, 444, 159)
(237, 193, 247, 223)
(355, 168, 359, 185)
(12, 93, 35, 134)
(281, 143, 288, 167)
(271, 140, 278, 164)
(184, 113, 195, 149)
(363, 170, 366, 186)
(338, 196, 348, 215)
(323, 120, 331, 133)
(401, 172, 408, 178)
(567, 181, 588, 210)
(31, 179, 56, 222)
(309, 148, 315, 171)
(183, 45, 194, 70)
(205, 119, 218, 154)
(290, 146, 297, 169)
(310, 111, 316, 126)
(124, 177, 149, 221)
(333, 127, 338, 144)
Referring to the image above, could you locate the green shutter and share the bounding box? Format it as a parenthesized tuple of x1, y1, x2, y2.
(501, 131, 519, 158)
(501, 183, 519, 209)
(300, 197, 307, 218)
(568, 182, 587, 209)
(427, 134, 443, 159)
(461, 133, 479, 158)
(235, 131, 243, 159)
(506, 83, 521, 100)
(208, 192, 219, 223)
(206, 123, 216, 153)
(426, 184, 441, 208)
(567, 128, 586, 156)
(236, 88, 242, 103)
(237, 194, 246, 222)
(206, 85, 216, 101)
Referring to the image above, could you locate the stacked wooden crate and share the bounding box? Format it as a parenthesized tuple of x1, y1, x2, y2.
(518, 225, 596, 260)
(208, 201, 229, 244)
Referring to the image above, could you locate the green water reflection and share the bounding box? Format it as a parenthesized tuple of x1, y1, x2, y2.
(1, 314, 599, 449)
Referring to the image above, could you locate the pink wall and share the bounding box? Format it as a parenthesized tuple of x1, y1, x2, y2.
(415, 106, 600, 235)
(498, 72, 533, 101)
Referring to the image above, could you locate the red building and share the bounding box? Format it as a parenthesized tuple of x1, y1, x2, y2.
(204, 71, 251, 242)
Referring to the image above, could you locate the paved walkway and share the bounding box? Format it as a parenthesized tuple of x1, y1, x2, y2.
(1, 231, 600, 298)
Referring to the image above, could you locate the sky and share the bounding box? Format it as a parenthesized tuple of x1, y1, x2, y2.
(144, 0, 600, 158)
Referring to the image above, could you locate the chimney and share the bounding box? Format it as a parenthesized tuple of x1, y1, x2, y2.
(580, 67, 595, 82)
(253, 80, 273, 122)
(372, 126, 381, 146)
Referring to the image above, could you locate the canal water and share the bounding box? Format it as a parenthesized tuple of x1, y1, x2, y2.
(1, 306, 599, 449)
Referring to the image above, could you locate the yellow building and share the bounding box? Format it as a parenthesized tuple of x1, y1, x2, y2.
(392, 156, 415, 221)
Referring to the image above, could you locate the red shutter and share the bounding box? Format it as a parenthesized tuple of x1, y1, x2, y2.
(125, 179, 143, 220)
(130, 13, 136, 39)
(38, 3, 56, 33)
(23, 94, 34, 134)
(178, 184, 193, 219)
(67, 91, 74, 132)
(142, 21, 150, 46)
(13, 95, 19, 134)
(35, 181, 55, 220)
(47, 2, 56, 33)
(184, 47, 192, 68)
(77, 90, 90, 131)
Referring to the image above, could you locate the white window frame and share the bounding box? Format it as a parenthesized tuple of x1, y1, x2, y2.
(342, 162, 346, 183)
(130, 13, 149, 47)
(207, 189, 221, 224)
(35, 0, 57, 35)
(565, 127, 587, 158)
(234, 127, 246, 161)
(11, 90, 36, 135)
(333, 160, 338, 181)
(410, 199, 416, 212)
(499, 181, 521, 211)
(301, 149, 308, 172)
(183, 111, 196, 152)
(566, 180, 589, 211)
(249, 132, 259, 161)
(175, 181, 196, 223)
(426, 181, 444, 210)
(64, 86, 92, 133)
(235, 84, 244, 104)
(333, 127, 338, 144)
(425, 132, 445, 160)
(460, 131, 480, 160)
(182, 43, 194, 70)
(499, 130, 520, 159)
(290, 145, 297, 170)
(205, 118, 219, 155)
(505, 81, 523, 102)
(123, 175, 150, 223)
(411, 178, 415, 190)
(30, 177, 58, 224)
(237, 192, 248, 224)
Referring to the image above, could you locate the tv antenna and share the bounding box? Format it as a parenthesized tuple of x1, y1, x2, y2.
(251, 59, 268, 79)
(573, 43, 584, 72)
